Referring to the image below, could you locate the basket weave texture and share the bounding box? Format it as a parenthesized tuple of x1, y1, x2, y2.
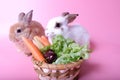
(32, 58, 83, 80)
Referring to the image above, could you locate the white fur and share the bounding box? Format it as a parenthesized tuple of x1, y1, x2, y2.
(45, 15, 90, 46)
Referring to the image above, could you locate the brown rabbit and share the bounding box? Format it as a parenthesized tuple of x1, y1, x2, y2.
(9, 10, 45, 56)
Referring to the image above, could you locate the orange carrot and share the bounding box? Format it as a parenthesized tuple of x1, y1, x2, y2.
(36, 36, 50, 46)
(41, 36, 51, 45)
(22, 37, 45, 62)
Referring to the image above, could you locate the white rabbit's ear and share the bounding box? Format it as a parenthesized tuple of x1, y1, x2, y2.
(62, 12, 69, 16)
(23, 10, 33, 25)
(18, 12, 25, 22)
(64, 13, 79, 23)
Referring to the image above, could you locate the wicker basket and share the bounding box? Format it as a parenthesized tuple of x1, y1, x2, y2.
(32, 58, 83, 80)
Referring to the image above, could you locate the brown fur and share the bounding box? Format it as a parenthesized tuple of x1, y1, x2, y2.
(9, 10, 45, 56)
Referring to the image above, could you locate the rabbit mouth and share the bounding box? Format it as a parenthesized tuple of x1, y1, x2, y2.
(49, 34, 56, 38)
(46, 32, 55, 38)
(17, 31, 30, 40)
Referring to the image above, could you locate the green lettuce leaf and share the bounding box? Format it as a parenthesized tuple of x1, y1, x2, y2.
(41, 35, 90, 64)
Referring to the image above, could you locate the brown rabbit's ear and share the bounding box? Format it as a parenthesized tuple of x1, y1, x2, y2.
(23, 10, 33, 25)
(63, 13, 79, 23)
(18, 12, 25, 22)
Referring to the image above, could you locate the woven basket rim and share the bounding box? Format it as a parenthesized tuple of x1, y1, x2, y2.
(32, 57, 83, 70)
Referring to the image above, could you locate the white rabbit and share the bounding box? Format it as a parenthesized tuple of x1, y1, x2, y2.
(45, 12, 90, 47)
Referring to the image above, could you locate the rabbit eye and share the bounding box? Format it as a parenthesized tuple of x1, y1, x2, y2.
(55, 22, 61, 28)
(17, 29, 21, 33)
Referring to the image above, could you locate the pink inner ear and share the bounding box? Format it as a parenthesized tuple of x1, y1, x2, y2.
(23, 10, 33, 25)
(62, 12, 69, 16)
(67, 14, 78, 23)
(18, 12, 25, 22)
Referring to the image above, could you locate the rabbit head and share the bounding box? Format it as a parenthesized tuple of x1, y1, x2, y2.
(45, 12, 79, 38)
(9, 10, 34, 42)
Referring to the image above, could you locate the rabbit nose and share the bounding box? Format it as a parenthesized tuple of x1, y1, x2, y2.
(45, 31, 54, 36)
(46, 33, 49, 35)
(47, 32, 54, 35)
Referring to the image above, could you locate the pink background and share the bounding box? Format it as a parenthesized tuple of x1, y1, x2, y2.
(0, 0, 120, 80)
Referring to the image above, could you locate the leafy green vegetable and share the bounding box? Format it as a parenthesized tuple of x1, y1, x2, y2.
(41, 35, 90, 64)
